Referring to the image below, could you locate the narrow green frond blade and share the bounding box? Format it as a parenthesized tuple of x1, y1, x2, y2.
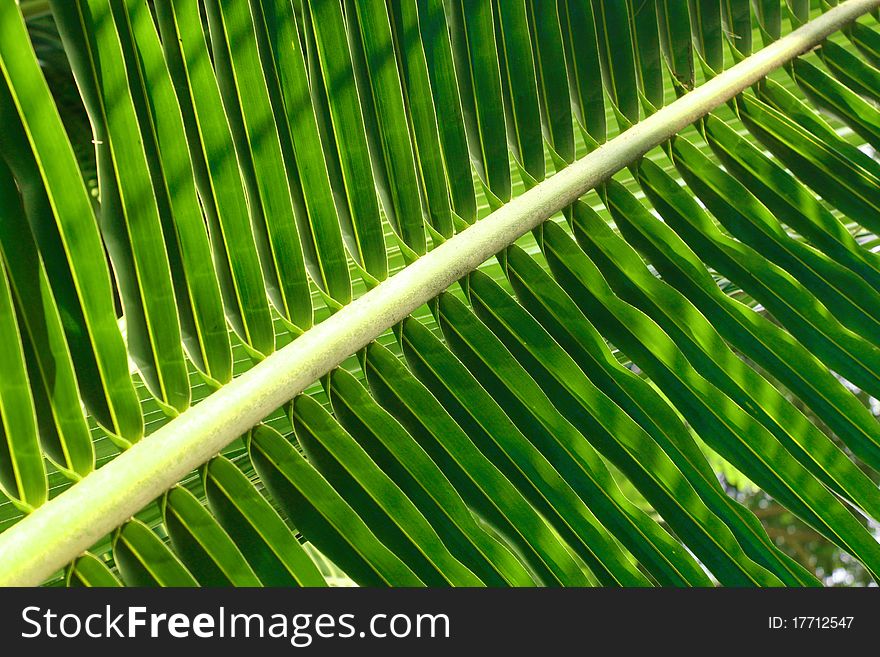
(399, 316, 650, 586)
(754, 0, 782, 44)
(742, 84, 880, 235)
(504, 243, 817, 586)
(675, 131, 880, 350)
(526, 0, 574, 166)
(296, 389, 485, 586)
(0, 160, 92, 477)
(250, 422, 424, 587)
(363, 340, 591, 586)
(204, 0, 311, 330)
(254, 0, 351, 305)
(0, 0, 142, 441)
(119, 0, 232, 386)
(467, 268, 780, 586)
(493, 0, 544, 182)
(788, 0, 810, 26)
(627, 0, 665, 110)
(388, 0, 455, 238)
(303, 0, 387, 279)
(202, 455, 325, 587)
(541, 219, 880, 579)
(721, 0, 752, 57)
(704, 113, 880, 295)
(558, 0, 605, 144)
(847, 19, 880, 67)
(346, 0, 426, 255)
(592, 0, 640, 126)
(619, 157, 880, 501)
(0, 259, 46, 510)
(113, 519, 199, 587)
(436, 292, 711, 586)
(416, 0, 477, 224)
(67, 552, 122, 587)
(598, 182, 880, 517)
(689, 0, 724, 73)
(657, 0, 695, 92)
(163, 485, 262, 586)
(328, 367, 531, 586)
(792, 54, 880, 146)
(154, 0, 274, 358)
(667, 136, 880, 404)
(59, 0, 190, 414)
(446, 0, 511, 205)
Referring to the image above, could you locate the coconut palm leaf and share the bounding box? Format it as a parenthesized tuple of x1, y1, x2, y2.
(0, 0, 879, 588)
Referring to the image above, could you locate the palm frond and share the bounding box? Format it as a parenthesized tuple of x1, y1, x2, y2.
(0, 0, 879, 587)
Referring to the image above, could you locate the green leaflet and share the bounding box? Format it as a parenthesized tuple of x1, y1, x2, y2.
(558, 0, 605, 144)
(446, 0, 510, 206)
(657, 0, 695, 91)
(750, 77, 851, 162)
(255, 0, 351, 304)
(0, 258, 46, 511)
(503, 243, 817, 586)
(540, 219, 880, 579)
(250, 421, 424, 587)
(388, 0, 455, 238)
(593, 183, 880, 519)
(162, 485, 261, 586)
(345, 0, 426, 256)
(155, 0, 275, 358)
(754, 0, 782, 44)
(466, 268, 780, 586)
(665, 136, 880, 405)
(628, 0, 664, 110)
(525, 0, 574, 166)
(203, 0, 287, 326)
(592, 0, 640, 126)
(676, 125, 880, 344)
(742, 84, 880, 235)
(302, 0, 387, 279)
(66, 553, 122, 587)
(399, 316, 649, 587)
(59, 0, 190, 415)
(292, 384, 488, 586)
(622, 158, 880, 496)
(689, 0, 724, 73)
(119, 0, 232, 387)
(204, 0, 311, 330)
(792, 54, 880, 147)
(436, 292, 710, 586)
(493, 0, 544, 183)
(788, 0, 810, 26)
(416, 0, 477, 224)
(0, 159, 92, 478)
(721, 0, 752, 57)
(362, 340, 590, 586)
(703, 113, 880, 297)
(330, 365, 534, 586)
(202, 455, 325, 587)
(0, 0, 142, 442)
(113, 519, 199, 587)
(847, 19, 880, 67)
(820, 37, 880, 104)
